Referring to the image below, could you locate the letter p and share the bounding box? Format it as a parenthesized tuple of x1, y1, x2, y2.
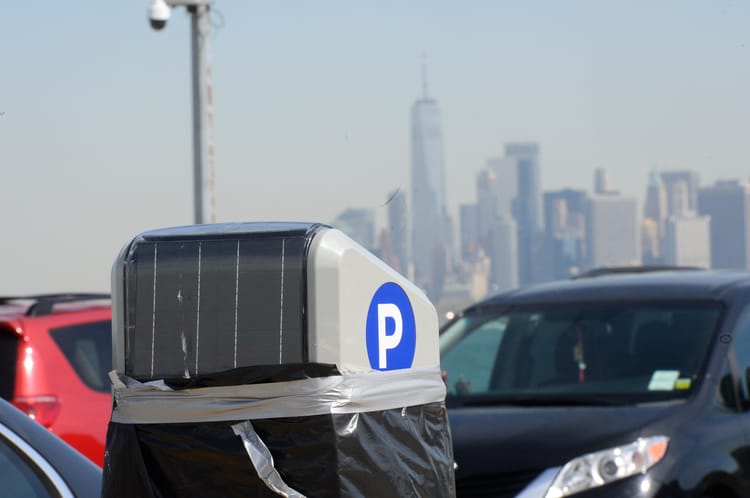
(377, 303, 403, 369)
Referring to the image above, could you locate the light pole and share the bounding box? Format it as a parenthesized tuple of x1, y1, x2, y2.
(149, 0, 216, 225)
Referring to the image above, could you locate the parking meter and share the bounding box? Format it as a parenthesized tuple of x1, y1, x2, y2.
(102, 222, 454, 497)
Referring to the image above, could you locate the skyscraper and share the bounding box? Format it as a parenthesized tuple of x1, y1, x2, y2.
(585, 194, 640, 268)
(698, 180, 750, 270)
(476, 159, 518, 252)
(644, 170, 668, 223)
(543, 189, 587, 280)
(643, 170, 668, 264)
(485, 157, 518, 218)
(664, 215, 711, 268)
(332, 208, 376, 252)
(476, 167, 498, 251)
(472, 162, 520, 293)
(641, 218, 661, 266)
(488, 215, 519, 293)
(594, 168, 613, 195)
(459, 203, 479, 261)
(505, 143, 542, 286)
(662, 170, 700, 216)
(387, 189, 409, 276)
(410, 76, 448, 301)
(670, 180, 691, 217)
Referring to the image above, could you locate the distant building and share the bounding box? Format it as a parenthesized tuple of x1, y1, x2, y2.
(476, 167, 496, 244)
(643, 170, 668, 264)
(670, 180, 691, 217)
(471, 160, 520, 292)
(543, 189, 587, 280)
(698, 180, 750, 270)
(594, 168, 613, 195)
(467, 249, 492, 301)
(505, 143, 542, 286)
(662, 170, 700, 216)
(387, 189, 409, 276)
(476, 158, 518, 254)
(332, 208, 376, 252)
(488, 215, 519, 293)
(378, 230, 398, 272)
(442, 212, 457, 275)
(585, 194, 640, 268)
(459, 203, 479, 262)
(641, 218, 661, 266)
(410, 86, 449, 301)
(485, 157, 518, 218)
(664, 215, 711, 268)
(644, 170, 668, 224)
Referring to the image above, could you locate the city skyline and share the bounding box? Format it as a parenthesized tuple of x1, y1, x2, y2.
(333, 163, 750, 314)
(333, 161, 750, 307)
(1, 1, 748, 294)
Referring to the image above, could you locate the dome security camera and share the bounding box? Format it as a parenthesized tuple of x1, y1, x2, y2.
(149, 0, 171, 31)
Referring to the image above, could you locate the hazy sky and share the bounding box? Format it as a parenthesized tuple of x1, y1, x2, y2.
(1, 1, 748, 294)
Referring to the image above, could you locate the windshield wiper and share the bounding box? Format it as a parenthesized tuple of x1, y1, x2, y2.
(458, 394, 627, 407)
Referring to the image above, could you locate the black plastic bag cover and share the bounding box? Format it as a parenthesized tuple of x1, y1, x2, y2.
(102, 405, 454, 497)
(102, 364, 455, 497)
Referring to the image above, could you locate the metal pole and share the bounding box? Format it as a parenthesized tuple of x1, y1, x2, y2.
(190, 4, 216, 224)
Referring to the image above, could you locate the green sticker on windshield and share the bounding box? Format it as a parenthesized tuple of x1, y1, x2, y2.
(674, 378, 692, 390)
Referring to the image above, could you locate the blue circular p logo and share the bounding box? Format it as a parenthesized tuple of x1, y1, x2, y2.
(366, 282, 416, 371)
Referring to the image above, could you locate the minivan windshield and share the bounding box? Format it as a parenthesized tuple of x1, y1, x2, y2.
(440, 301, 721, 406)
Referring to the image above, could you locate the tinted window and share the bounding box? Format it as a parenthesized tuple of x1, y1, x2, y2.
(0, 433, 58, 498)
(0, 330, 19, 400)
(440, 302, 721, 404)
(726, 304, 750, 403)
(717, 361, 741, 412)
(49, 321, 112, 393)
(441, 316, 507, 395)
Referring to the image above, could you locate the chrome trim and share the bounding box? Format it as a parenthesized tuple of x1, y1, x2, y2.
(515, 467, 561, 498)
(0, 422, 74, 498)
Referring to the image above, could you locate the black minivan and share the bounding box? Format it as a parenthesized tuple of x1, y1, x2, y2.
(441, 270, 750, 498)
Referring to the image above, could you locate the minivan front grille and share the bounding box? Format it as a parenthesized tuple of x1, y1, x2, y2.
(456, 469, 543, 498)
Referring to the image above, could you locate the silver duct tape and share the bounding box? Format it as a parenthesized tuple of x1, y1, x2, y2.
(231, 421, 307, 498)
(109, 366, 446, 424)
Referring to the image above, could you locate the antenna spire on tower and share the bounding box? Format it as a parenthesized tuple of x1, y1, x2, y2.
(421, 53, 429, 99)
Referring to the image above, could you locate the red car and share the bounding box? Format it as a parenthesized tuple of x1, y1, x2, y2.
(0, 294, 112, 467)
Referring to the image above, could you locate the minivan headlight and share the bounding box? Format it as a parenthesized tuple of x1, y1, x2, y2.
(545, 436, 669, 498)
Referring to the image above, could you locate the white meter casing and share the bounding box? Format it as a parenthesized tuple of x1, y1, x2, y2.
(111, 222, 439, 380)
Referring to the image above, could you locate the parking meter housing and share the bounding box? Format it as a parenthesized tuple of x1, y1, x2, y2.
(103, 222, 454, 498)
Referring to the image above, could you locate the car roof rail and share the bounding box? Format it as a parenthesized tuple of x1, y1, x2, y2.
(0, 293, 111, 317)
(572, 265, 705, 280)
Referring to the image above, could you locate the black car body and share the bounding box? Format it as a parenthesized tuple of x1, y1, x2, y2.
(441, 270, 750, 498)
(0, 397, 102, 498)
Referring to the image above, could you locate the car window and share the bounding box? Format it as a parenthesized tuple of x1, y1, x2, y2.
(440, 302, 721, 404)
(726, 304, 750, 403)
(49, 321, 112, 393)
(0, 434, 59, 498)
(716, 361, 741, 412)
(0, 330, 19, 400)
(441, 316, 507, 395)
